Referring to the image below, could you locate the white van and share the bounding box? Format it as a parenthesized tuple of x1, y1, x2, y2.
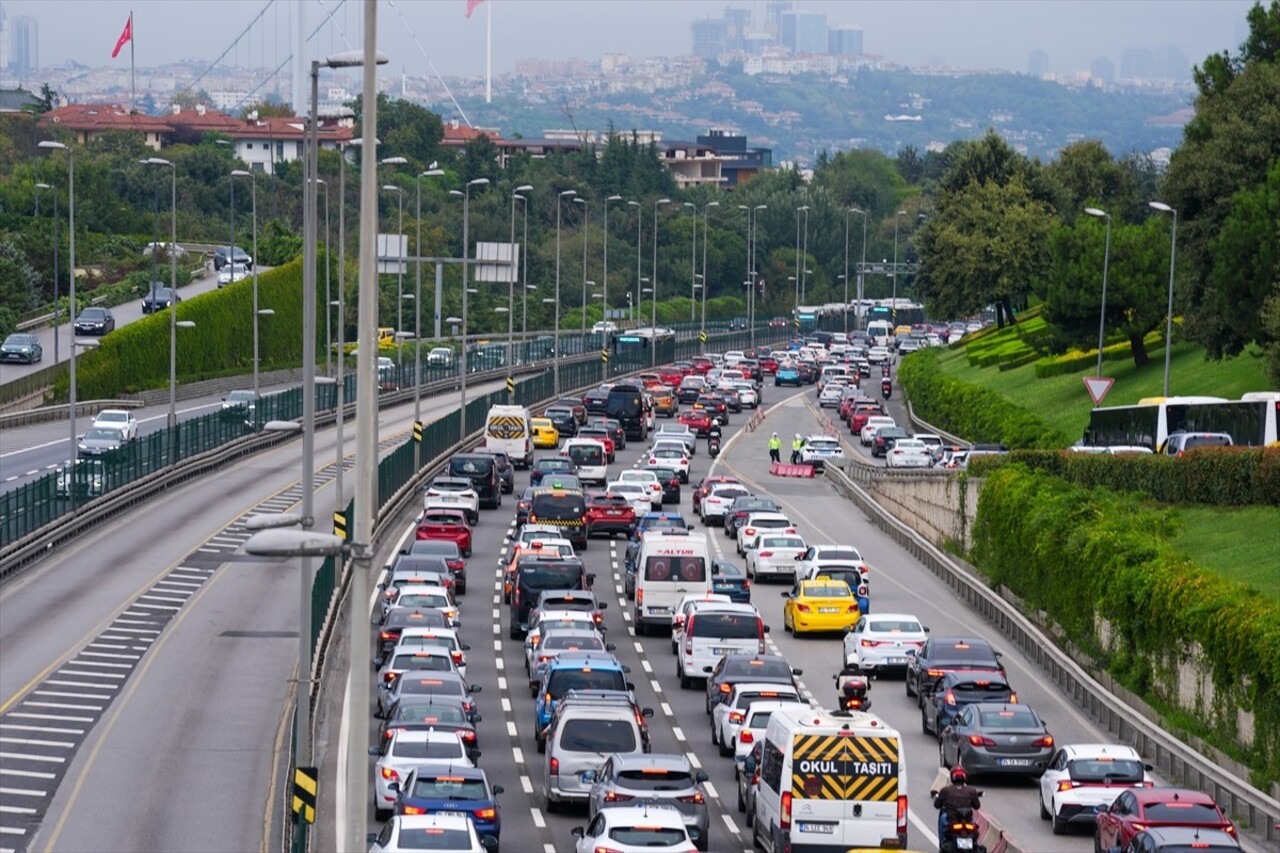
(483, 404, 533, 468)
(866, 320, 893, 348)
(561, 438, 607, 485)
(633, 529, 712, 636)
(677, 603, 768, 689)
(754, 706, 907, 852)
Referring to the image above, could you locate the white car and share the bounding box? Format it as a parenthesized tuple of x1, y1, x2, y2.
(727, 380, 759, 408)
(572, 804, 698, 853)
(1038, 744, 1152, 835)
(745, 534, 807, 582)
(841, 613, 928, 672)
(866, 346, 891, 364)
(376, 645, 460, 691)
(700, 483, 750, 526)
(91, 409, 139, 441)
(652, 427, 697, 456)
(915, 433, 944, 454)
(372, 730, 474, 819)
(860, 415, 896, 446)
(886, 438, 932, 468)
(216, 263, 250, 287)
(394, 626, 469, 678)
(795, 544, 868, 581)
(798, 436, 845, 468)
(385, 584, 460, 628)
(732, 699, 810, 776)
(606, 481, 653, 517)
(817, 382, 847, 407)
(712, 682, 802, 756)
(423, 477, 480, 524)
(669, 593, 733, 655)
(645, 446, 690, 483)
(723, 350, 745, 366)
(524, 617, 607, 679)
(736, 512, 797, 556)
(369, 813, 493, 853)
(615, 469, 664, 508)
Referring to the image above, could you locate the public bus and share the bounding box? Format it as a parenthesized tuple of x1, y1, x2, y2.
(1082, 393, 1280, 452)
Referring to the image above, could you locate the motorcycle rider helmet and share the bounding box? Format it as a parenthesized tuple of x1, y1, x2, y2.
(950, 767, 968, 784)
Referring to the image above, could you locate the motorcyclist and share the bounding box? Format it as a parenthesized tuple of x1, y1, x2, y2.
(933, 767, 982, 845)
(707, 424, 722, 456)
(881, 378, 892, 400)
(835, 666, 872, 711)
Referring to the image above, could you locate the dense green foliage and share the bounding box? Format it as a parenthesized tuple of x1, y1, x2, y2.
(897, 348, 1069, 448)
(967, 448, 1280, 507)
(971, 464, 1280, 785)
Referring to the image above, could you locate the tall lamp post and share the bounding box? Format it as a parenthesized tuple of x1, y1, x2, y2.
(1149, 201, 1179, 396)
(574, 195, 590, 337)
(449, 177, 490, 438)
(139, 157, 178, 427)
(794, 204, 808, 309)
(381, 182, 406, 365)
(699, 201, 719, 335)
(553, 188, 577, 394)
(509, 184, 533, 389)
(684, 201, 697, 321)
(38, 140, 72, 458)
(316, 177, 330, 376)
(651, 197, 671, 365)
(739, 204, 767, 348)
(412, 167, 446, 431)
(602, 194, 622, 381)
(1084, 207, 1112, 379)
(628, 200, 642, 329)
(36, 182, 63, 362)
(850, 207, 867, 333)
(800, 205, 810, 303)
(516, 189, 532, 347)
(892, 209, 907, 321)
(229, 170, 262, 394)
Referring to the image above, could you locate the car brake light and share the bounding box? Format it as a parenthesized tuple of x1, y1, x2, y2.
(1032, 735, 1054, 748)
(744, 527, 756, 536)
(780, 791, 792, 830)
(379, 631, 395, 640)
(728, 712, 744, 724)
(861, 639, 881, 647)
(968, 735, 995, 747)
(758, 551, 773, 558)
(718, 683, 731, 694)
(548, 757, 559, 776)
(603, 791, 634, 803)
(381, 767, 399, 780)
(473, 806, 496, 820)
(1057, 780, 1078, 792)
(676, 792, 705, 804)
(796, 604, 811, 613)
(897, 795, 908, 835)
(944, 689, 956, 705)
(739, 730, 753, 744)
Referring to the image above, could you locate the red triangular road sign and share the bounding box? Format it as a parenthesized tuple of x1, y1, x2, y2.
(1083, 376, 1114, 406)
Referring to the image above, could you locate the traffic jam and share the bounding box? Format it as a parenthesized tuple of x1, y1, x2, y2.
(362, 336, 1243, 853)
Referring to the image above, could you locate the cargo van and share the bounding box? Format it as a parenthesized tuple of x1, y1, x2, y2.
(483, 404, 533, 468)
(633, 529, 712, 636)
(754, 706, 907, 852)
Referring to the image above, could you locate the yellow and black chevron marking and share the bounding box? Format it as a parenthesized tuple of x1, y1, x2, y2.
(486, 415, 526, 439)
(528, 517, 583, 529)
(332, 511, 348, 540)
(506, 376, 516, 393)
(789, 735, 899, 801)
(292, 766, 317, 823)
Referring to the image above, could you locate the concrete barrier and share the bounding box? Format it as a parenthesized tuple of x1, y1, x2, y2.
(770, 462, 814, 477)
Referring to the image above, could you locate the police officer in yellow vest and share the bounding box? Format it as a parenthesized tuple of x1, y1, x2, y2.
(768, 431, 781, 463)
(791, 433, 804, 464)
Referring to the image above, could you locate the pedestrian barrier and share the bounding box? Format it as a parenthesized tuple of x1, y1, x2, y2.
(770, 462, 814, 477)
(745, 409, 766, 432)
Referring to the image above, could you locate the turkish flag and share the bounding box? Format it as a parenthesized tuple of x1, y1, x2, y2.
(465, 0, 485, 18)
(111, 15, 132, 59)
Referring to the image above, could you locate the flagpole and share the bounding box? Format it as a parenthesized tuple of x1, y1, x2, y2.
(485, 0, 492, 104)
(129, 12, 136, 113)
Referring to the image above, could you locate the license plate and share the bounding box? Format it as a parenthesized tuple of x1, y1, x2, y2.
(713, 647, 735, 655)
(649, 607, 671, 614)
(818, 607, 839, 614)
(606, 510, 622, 516)
(956, 839, 974, 850)
(998, 758, 1030, 766)
(439, 496, 458, 502)
(886, 656, 908, 664)
(797, 822, 834, 834)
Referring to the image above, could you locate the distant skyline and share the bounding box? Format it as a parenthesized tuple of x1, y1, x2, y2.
(0, 0, 1255, 81)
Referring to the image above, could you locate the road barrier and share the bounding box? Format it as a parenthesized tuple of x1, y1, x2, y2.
(823, 463, 1279, 846)
(770, 462, 814, 477)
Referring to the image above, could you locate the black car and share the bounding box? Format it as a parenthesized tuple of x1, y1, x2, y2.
(473, 449, 515, 494)
(582, 387, 611, 417)
(872, 426, 911, 458)
(375, 608, 451, 667)
(446, 453, 502, 509)
(554, 398, 588, 425)
(695, 394, 728, 424)
(530, 457, 577, 488)
(378, 697, 481, 751)
(905, 636, 1004, 705)
(796, 361, 816, 384)
(921, 672, 1017, 736)
(74, 307, 116, 335)
(544, 407, 578, 438)
(592, 417, 627, 451)
(516, 485, 537, 527)
(1, 333, 42, 364)
(213, 244, 253, 271)
(705, 653, 802, 714)
(722, 496, 781, 539)
(648, 466, 682, 505)
(141, 286, 181, 314)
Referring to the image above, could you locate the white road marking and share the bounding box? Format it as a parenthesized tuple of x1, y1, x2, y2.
(721, 814, 740, 835)
(685, 751, 701, 769)
(506, 722, 517, 737)
(520, 776, 533, 794)
(661, 702, 674, 717)
(649, 679, 662, 694)
(672, 726, 686, 742)
(530, 809, 545, 828)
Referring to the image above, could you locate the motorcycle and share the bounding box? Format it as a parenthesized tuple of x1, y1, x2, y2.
(881, 380, 892, 400)
(707, 426, 722, 458)
(834, 666, 872, 712)
(936, 805, 985, 853)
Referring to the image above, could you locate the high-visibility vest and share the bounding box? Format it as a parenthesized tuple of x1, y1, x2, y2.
(768, 436, 781, 450)
(792, 438, 803, 452)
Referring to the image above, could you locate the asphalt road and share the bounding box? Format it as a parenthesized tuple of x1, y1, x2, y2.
(323, 376, 1249, 853)
(0, 263, 230, 386)
(0, 381, 503, 853)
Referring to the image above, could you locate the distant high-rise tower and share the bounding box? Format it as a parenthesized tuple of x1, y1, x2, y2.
(724, 7, 751, 52)
(1090, 56, 1115, 84)
(1121, 47, 1155, 80)
(765, 1, 793, 38)
(0, 6, 10, 73)
(11, 14, 38, 75)
(1160, 45, 1190, 81)
(781, 10, 826, 55)
(828, 25, 863, 55)
(691, 18, 726, 58)
(1028, 49, 1050, 78)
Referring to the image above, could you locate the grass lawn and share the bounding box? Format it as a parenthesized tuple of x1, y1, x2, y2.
(935, 340, 1271, 444)
(1172, 506, 1280, 602)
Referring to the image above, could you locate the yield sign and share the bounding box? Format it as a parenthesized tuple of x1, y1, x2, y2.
(1083, 375, 1115, 406)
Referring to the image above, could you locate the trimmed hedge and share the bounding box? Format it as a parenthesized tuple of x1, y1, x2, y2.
(968, 448, 1280, 507)
(898, 348, 1070, 449)
(1033, 330, 1164, 379)
(971, 464, 1280, 785)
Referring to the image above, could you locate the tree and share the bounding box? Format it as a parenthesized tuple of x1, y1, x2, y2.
(349, 94, 443, 170)
(460, 134, 501, 184)
(896, 145, 924, 185)
(938, 130, 1056, 205)
(1045, 140, 1140, 223)
(1206, 159, 1280, 358)
(914, 175, 1054, 326)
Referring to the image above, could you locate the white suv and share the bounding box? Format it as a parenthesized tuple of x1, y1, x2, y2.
(676, 603, 766, 689)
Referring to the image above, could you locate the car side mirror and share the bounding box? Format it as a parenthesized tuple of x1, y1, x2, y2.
(780, 591, 790, 599)
(626, 682, 636, 691)
(579, 769, 597, 783)
(642, 708, 654, 718)
(366, 833, 378, 844)
(598, 602, 608, 610)
(763, 625, 771, 634)
(367, 746, 379, 756)
(469, 685, 482, 693)
(695, 771, 709, 783)
(587, 573, 597, 586)
(904, 649, 917, 656)
(1036, 761, 1049, 770)
(571, 828, 585, 840)
(1143, 763, 1153, 771)
(491, 785, 504, 795)
(792, 669, 803, 676)
(703, 666, 714, 674)
(923, 626, 931, 633)
(462, 644, 471, 651)
(605, 643, 616, 652)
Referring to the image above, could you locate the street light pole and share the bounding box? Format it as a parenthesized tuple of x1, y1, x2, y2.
(411, 168, 446, 441)
(518, 190, 531, 347)
(140, 158, 178, 427)
(652, 197, 671, 366)
(36, 184, 62, 362)
(451, 178, 490, 438)
(321, 177, 330, 376)
(699, 202, 718, 336)
(554, 188, 577, 395)
(1149, 201, 1179, 396)
(334, 141, 349, 507)
(509, 184, 533, 392)
(628, 200, 642, 329)
(1084, 208, 1112, 379)
(800, 205, 810, 303)
(794, 204, 808, 310)
(842, 208, 852, 335)
(39, 142, 76, 461)
(574, 196, 590, 337)
(602, 194, 622, 381)
(684, 201, 697, 322)
(230, 170, 261, 395)
(892, 209, 907, 322)
(852, 208, 867, 333)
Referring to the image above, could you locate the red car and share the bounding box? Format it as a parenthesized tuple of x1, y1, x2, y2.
(416, 509, 473, 558)
(584, 493, 637, 538)
(758, 356, 779, 374)
(1095, 789, 1237, 851)
(577, 427, 616, 461)
(678, 408, 714, 436)
(658, 367, 684, 388)
(848, 403, 883, 435)
(690, 356, 713, 375)
(636, 372, 665, 390)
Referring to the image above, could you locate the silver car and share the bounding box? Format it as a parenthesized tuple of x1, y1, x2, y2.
(78, 426, 125, 456)
(583, 753, 711, 852)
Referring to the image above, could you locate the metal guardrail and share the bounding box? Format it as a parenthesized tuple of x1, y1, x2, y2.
(0, 398, 143, 430)
(823, 463, 1279, 845)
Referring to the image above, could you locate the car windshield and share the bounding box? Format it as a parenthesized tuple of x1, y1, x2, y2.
(422, 514, 463, 526)
(616, 768, 694, 790)
(399, 679, 464, 698)
(393, 703, 467, 724)
(714, 563, 744, 579)
(83, 428, 118, 442)
(391, 653, 453, 672)
(96, 412, 128, 423)
(431, 480, 471, 493)
(531, 493, 584, 518)
(1067, 758, 1145, 783)
(547, 668, 626, 697)
(397, 593, 450, 609)
(724, 658, 790, 679)
(568, 446, 603, 465)
(559, 718, 637, 752)
(804, 584, 851, 598)
(390, 739, 465, 760)
(761, 537, 804, 549)
(226, 391, 255, 404)
(542, 635, 603, 652)
(1142, 802, 1222, 822)
(519, 563, 585, 589)
(81, 309, 108, 319)
(690, 613, 758, 638)
(933, 642, 998, 666)
(409, 777, 489, 800)
(393, 827, 474, 850)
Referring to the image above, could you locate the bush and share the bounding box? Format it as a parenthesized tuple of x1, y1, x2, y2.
(898, 348, 1070, 448)
(971, 464, 1280, 785)
(968, 447, 1280, 506)
(1033, 330, 1164, 378)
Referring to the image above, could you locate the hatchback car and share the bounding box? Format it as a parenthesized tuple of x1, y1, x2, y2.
(91, 409, 139, 441)
(842, 613, 928, 672)
(571, 804, 698, 853)
(906, 636, 1005, 703)
(77, 426, 125, 456)
(1, 333, 42, 364)
(531, 417, 560, 448)
(1038, 744, 1153, 835)
(416, 509, 473, 557)
(370, 729, 475, 819)
(392, 768, 504, 847)
(704, 653, 801, 715)
(583, 754, 710, 851)
(781, 579, 861, 634)
(1095, 789, 1238, 851)
(423, 477, 480, 526)
(368, 812, 496, 853)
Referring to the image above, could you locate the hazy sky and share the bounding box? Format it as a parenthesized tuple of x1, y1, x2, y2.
(2, 0, 1254, 79)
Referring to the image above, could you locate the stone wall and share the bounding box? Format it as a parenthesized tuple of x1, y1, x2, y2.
(838, 463, 980, 551)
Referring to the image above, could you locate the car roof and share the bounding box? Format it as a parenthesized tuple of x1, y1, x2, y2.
(1059, 743, 1142, 759)
(610, 752, 693, 772)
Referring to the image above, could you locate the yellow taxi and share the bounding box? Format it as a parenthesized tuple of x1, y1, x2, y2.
(651, 387, 678, 418)
(782, 579, 861, 635)
(531, 417, 560, 448)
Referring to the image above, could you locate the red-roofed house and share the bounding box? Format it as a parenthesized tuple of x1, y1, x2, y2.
(224, 115, 356, 174)
(41, 104, 176, 150)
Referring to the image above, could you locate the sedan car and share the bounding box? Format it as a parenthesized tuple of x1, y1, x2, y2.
(571, 804, 698, 853)
(544, 407, 578, 438)
(922, 671, 1017, 736)
(220, 389, 258, 423)
(74, 306, 116, 335)
(368, 813, 496, 853)
(871, 425, 911, 458)
(91, 409, 139, 441)
(705, 653, 802, 715)
(392, 768, 504, 846)
(605, 482, 652, 518)
(860, 416, 897, 446)
(55, 458, 106, 498)
(646, 447, 691, 483)
(1114, 827, 1241, 853)
(887, 437, 933, 468)
(371, 729, 475, 819)
(782, 579, 861, 634)
(745, 534, 807, 582)
(677, 408, 714, 437)
(529, 457, 577, 488)
(614, 469, 664, 508)
(711, 560, 751, 604)
(700, 485, 749, 526)
(141, 286, 181, 313)
(773, 364, 801, 386)
(583, 754, 710, 851)
(939, 702, 1053, 777)
(416, 509, 474, 558)
(531, 417, 560, 448)
(842, 613, 928, 672)
(216, 263, 250, 287)
(906, 636, 1005, 703)
(1095, 790, 1238, 852)
(77, 426, 125, 456)
(797, 435, 844, 471)
(1, 333, 42, 364)
(1038, 744, 1153, 835)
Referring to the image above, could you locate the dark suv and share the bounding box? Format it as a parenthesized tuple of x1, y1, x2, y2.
(447, 453, 501, 509)
(214, 245, 254, 271)
(905, 636, 1004, 705)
